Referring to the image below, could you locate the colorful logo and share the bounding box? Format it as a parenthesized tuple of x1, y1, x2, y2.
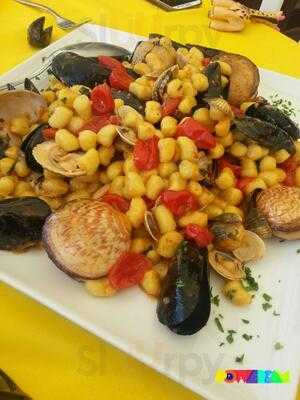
(215, 370, 290, 384)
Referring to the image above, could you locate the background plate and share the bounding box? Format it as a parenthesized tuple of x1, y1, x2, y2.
(0, 24, 300, 400)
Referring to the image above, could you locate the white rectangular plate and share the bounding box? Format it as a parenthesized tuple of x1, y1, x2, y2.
(1, 24, 300, 400)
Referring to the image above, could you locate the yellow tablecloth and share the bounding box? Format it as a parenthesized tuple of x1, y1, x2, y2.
(0, 1, 300, 399)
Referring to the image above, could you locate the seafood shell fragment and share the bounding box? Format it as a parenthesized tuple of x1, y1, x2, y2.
(43, 200, 131, 280)
(144, 211, 160, 242)
(207, 97, 234, 119)
(233, 230, 266, 263)
(208, 250, 245, 280)
(116, 105, 143, 126)
(256, 186, 300, 240)
(152, 65, 178, 102)
(116, 126, 137, 146)
(32, 141, 85, 177)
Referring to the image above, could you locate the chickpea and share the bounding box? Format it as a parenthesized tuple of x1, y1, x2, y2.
(168, 172, 186, 191)
(247, 144, 265, 161)
(222, 187, 243, 206)
(124, 172, 146, 198)
(0, 157, 15, 175)
(209, 143, 225, 159)
(42, 90, 56, 104)
(5, 146, 19, 160)
(130, 238, 152, 254)
(241, 158, 258, 178)
(14, 160, 31, 178)
(178, 96, 197, 114)
(259, 156, 277, 172)
(68, 116, 85, 133)
(10, 117, 30, 136)
(146, 174, 165, 200)
(110, 176, 125, 196)
(204, 204, 223, 220)
(199, 187, 215, 206)
(160, 116, 178, 137)
(98, 146, 115, 166)
(78, 148, 100, 175)
(145, 101, 162, 124)
(55, 129, 80, 152)
(48, 99, 65, 114)
(274, 149, 290, 164)
(215, 168, 236, 189)
(179, 160, 199, 180)
(49, 78, 64, 91)
(217, 132, 234, 147)
(42, 178, 69, 197)
(123, 110, 143, 129)
(85, 278, 116, 297)
(193, 108, 213, 127)
(229, 141, 248, 158)
(57, 88, 77, 108)
(133, 62, 151, 75)
(78, 130, 97, 151)
(106, 161, 124, 181)
(158, 138, 176, 163)
(73, 95, 92, 120)
(157, 231, 183, 258)
(146, 249, 160, 264)
(177, 136, 198, 162)
(217, 61, 232, 76)
(97, 124, 117, 147)
(182, 80, 197, 97)
(245, 178, 267, 195)
(273, 168, 286, 183)
(221, 75, 229, 88)
(191, 73, 209, 92)
(187, 181, 203, 198)
(215, 118, 230, 137)
(158, 162, 178, 178)
(140, 169, 158, 183)
(126, 197, 147, 228)
(258, 171, 279, 187)
(166, 78, 184, 99)
(154, 205, 176, 234)
(140, 270, 161, 297)
(14, 181, 31, 197)
(49, 106, 73, 129)
(123, 156, 138, 175)
(129, 82, 152, 101)
(178, 211, 208, 228)
(137, 122, 155, 140)
(153, 260, 169, 279)
(224, 205, 244, 220)
(0, 176, 15, 196)
(295, 142, 300, 161)
(223, 280, 252, 306)
(69, 177, 87, 192)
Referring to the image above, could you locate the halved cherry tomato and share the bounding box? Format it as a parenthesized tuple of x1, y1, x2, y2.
(231, 105, 244, 118)
(108, 252, 152, 290)
(184, 224, 214, 248)
(218, 156, 241, 178)
(143, 196, 156, 210)
(43, 127, 57, 140)
(280, 156, 298, 187)
(102, 193, 130, 213)
(91, 83, 115, 115)
(133, 136, 159, 171)
(160, 190, 198, 218)
(161, 97, 181, 117)
(202, 58, 211, 67)
(176, 117, 216, 150)
(236, 177, 254, 192)
(109, 68, 134, 91)
(98, 55, 125, 71)
(82, 114, 121, 132)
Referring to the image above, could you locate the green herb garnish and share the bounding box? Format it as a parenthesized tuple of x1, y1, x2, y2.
(273, 310, 280, 316)
(274, 342, 284, 351)
(212, 295, 220, 307)
(219, 342, 225, 347)
(218, 313, 223, 319)
(235, 354, 245, 363)
(242, 333, 253, 341)
(176, 279, 185, 288)
(226, 330, 236, 344)
(270, 93, 297, 118)
(262, 302, 272, 311)
(297, 249, 300, 254)
(215, 317, 224, 333)
(242, 319, 250, 324)
(263, 293, 272, 302)
(242, 267, 259, 292)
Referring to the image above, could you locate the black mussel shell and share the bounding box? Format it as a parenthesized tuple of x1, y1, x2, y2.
(0, 197, 51, 250)
(203, 62, 223, 99)
(21, 124, 47, 173)
(6, 83, 15, 90)
(111, 89, 145, 115)
(51, 52, 110, 88)
(24, 78, 39, 94)
(125, 68, 140, 79)
(0, 137, 9, 158)
(235, 116, 295, 154)
(157, 241, 211, 336)
(201, 159, 218, 188)
(27, 16, 53, 49)
(246, 103, 300, 141)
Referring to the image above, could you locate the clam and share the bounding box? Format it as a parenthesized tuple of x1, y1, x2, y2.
(152, 65, 179, 102)
(233, 230, 266, 263)
(211, 213, 245, 252)
(92, 184, 111, 200)
(0, 90, 47, 130)
(116, 126, 137, 146)
(32, 141, 85, 177)
(144, 210, 160, 242)
(207, 97, 234, 120)
(131, 39, 157, 65)
(116, 105, 143, 126)
(256, 186, 300, 240)
(208, 250, 245, 280)
(244, 189, 272, 239)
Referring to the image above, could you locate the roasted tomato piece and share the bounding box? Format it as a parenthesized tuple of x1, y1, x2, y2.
(160, 190, 198, 218)
(91, 83, 115, 115)
(102, 193, 130, 213)
(133, 136, 159, 171)
(82, 114, 121, 132)
(236, 177, 255, 192)
(176, 117, 216, 150)
(98, 55, 125, 71)
(184, 224, 214, 248)
(43, 127, 57, 140)
(218, 156, 241, 178)
(109, 69, 134, 91)
(161, 97, 181, 117)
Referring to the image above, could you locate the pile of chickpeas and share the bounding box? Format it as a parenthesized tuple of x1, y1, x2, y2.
(1, 40, 300, 301)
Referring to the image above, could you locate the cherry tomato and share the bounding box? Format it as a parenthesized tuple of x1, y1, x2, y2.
(133, 136, 159, 171)
(218, 156, 241, 178)
(43, 127, 57, 140)
(176, 117, 216, 150)
(161, 97, 181, 117)
(98, 55, 125, 71)
(102, 193, 130, 213)
(109, 68, 134, 91)
(231, 105, 244, 118)
(184, 224, 214, 248)
(283, 172, 295, 187)
(236, 177, 254, 192)
(143, 196, 156, 210)
(91, 83, 115, 115)
(160, 190, 198, 217)
(81, 115, 121, 132)
(202, 58, 211, 67)
(280, 156, 298, 187)
(108, 252, 152, 290)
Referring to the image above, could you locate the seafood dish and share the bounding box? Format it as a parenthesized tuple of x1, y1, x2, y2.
(0, 34, 300, 337)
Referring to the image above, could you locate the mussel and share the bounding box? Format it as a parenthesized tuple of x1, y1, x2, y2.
(0, 197, 51, 250)
(51, 52, 110, 88)
(246, 102, 300, 141)
(244, 189, 272, 239)
(210, 213, 245, 252)
(111, 89, 145, 115)
(21, 124, 47, 173)
(27, 16, 53, 48)
(256, 185, 300, 240)
(234, 117, 295, 154)
(43, 200, 131, 280)
(157, 241, 211, 336)
(203, 62, 223, 99)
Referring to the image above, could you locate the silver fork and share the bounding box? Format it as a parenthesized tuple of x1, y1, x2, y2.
(14, 0, 91, 30)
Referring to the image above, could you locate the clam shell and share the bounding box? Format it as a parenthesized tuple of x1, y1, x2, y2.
(92, 184, 111, 200)
(207, 97, 234, 119)
(208, 250, 245, 280)
(116, 105, 143, 126)
(116, 126, 137, 146)
(152, 65, 179, 102)
(131, 40, 156, 65)
(144, 210, 160, 242)
(256, 186, 300, 240)
(233, 230, 266, 263)
(32, 141, 85, 177)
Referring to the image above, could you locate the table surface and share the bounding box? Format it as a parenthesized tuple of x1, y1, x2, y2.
(0, 1, 300, 399)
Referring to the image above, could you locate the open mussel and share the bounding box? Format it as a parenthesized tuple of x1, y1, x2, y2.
(208, 250, 245, 280)
(0, 197, 51, 250)
(111, 89, 145, 115)
(244, 189, 272, 239)
(21, 124, 47, 173)
(157, 241, 211, 336)
(51, 52, 110, 88)
(245, 102, 300, 140)
(211, 213, 245, 252)
(234, 117, 295, 154)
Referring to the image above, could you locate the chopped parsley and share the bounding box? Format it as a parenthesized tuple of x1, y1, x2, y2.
(219, 342, 225, 347)
(226, 330, 237, 344)
(242, 267, 259, 292)
(297, 249, 300, 254)
(235, 354, 245, 363)
(262, 302, 272, 311)
(176, 279, 185, 288)
(242, 334, 253, 341)
(214, 317, 224, 333)
(226, 289, 236, 300)
(263, 293, 272, 302)
(242, 319, 250, 324)
(218, 313, 224, 319)
(274, 342, 284, 351)
(269, 93, 297, 118)
(273, 310, 280, 316)
(212, 294, 220, 307)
